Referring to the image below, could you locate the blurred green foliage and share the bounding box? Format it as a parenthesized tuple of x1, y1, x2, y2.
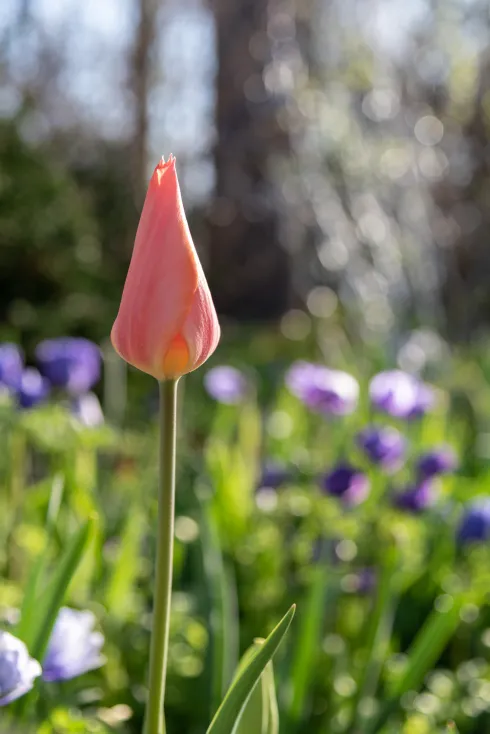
(0, 120, 136, 349)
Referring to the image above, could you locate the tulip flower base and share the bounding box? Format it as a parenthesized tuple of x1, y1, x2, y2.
(144, 379, 178, 734)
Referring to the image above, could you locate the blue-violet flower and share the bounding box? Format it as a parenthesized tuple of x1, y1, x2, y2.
(16, 368, 49, 409)
(457, 499, 490, 546)
(357, 425, 406, 472)
(36, 338, 101, 395)
(286, 361, 359, 416)
(0, 631, 41, 706)
(369, 370, 434, 419)
(321, 464, 370, 506)
(42, 607, 105, 682)
(204, 366, 248, 404)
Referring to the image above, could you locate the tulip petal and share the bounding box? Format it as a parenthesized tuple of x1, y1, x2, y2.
(112, 156, 211, 379)
(181, 260, 221, 374)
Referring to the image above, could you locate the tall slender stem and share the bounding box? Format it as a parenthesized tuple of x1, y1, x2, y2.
(144, 379, 178, 734)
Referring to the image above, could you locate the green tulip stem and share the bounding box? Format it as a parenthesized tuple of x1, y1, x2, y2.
(144, 378, 179, 734)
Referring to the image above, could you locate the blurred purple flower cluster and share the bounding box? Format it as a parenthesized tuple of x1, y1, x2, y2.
(0, 338, 103, 425)
(0, 606, 104, 708)
(203, 362, 490, 553)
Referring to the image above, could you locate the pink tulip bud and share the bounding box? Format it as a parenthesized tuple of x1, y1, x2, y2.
(111, 156, 220, 380)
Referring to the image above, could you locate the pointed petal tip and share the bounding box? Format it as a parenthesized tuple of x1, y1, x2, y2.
(153, 154, 177, 186)
(156, 154, 176, 171)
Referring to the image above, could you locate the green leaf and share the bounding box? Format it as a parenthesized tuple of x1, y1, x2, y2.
(367, 593, 464, 733)
(288, 546, 339, 722)
(105, 506, 145, 621)
(350, 543, 398, 730)
(15, 474, 65, 646)
(206, 605, 295, 734)
(235, 641, 279, 734)
(199, 497, 239, 715)
(31, 519, 93, 662)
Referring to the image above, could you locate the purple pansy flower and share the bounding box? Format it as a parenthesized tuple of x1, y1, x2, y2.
(357, 426, 406, 472)
(286, 361, 359, 416)
(0, 631, 41, 706)
(321, 464, 370, 506)
(16, 368, 50, 409)
(36, 338, 101, 395)
(393, 479, 437, 512)
(71, 392, 104, 428)
(369, 370, 434, 419)
(0, 344, 23, 389)
(204, 366, 248, 404)
(42, 607, 105, 682)
(457, 499, 490, 546)
(285, 361, 320, 397)
(417, 446, 458, 479)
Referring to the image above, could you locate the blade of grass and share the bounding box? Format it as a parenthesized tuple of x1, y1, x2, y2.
(236, 641, 279, 734)
(15, 474, 65, 646)
(105, 506, 145, 622)
(366, 593, 464, 733)
(200, 495, 239, 717)
(32, 518, 92, 661)
(349, 544, 398, 733)
(206, 605, 295, 734)
(16, 518, 92, 718)
(287, 546, 338, 725)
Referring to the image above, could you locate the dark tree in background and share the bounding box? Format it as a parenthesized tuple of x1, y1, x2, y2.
(207, 0, 291, 320)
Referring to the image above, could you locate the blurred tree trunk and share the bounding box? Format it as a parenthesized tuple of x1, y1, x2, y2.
(433, 50, 490, 341)
(207, 0, 291, 321)
(131, 0, 158, 207)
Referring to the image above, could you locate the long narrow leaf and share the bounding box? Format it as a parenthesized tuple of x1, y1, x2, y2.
(349, 545, 398, 731)
(207, 605, 295, 734)
(288, 546, 337, 723)
(31, 519, 92, 662)
(236, 641, 279, 734)
(367, 594, 464, 733)
(16, 474, 65, 646)
(105, 506, 145, 621)
(200, 495, 239, 715)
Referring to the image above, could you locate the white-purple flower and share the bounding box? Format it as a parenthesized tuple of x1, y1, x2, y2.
(36, 338, 101, 395)
(357, 425, 406, 472)
(71, 392, 104, 428)
(369, 370, 434, 419)
(0, 631, 41, 706)
(204, 366, 248, 404)
(286, 361, 359, 416)
(42, 608, 105, 682)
